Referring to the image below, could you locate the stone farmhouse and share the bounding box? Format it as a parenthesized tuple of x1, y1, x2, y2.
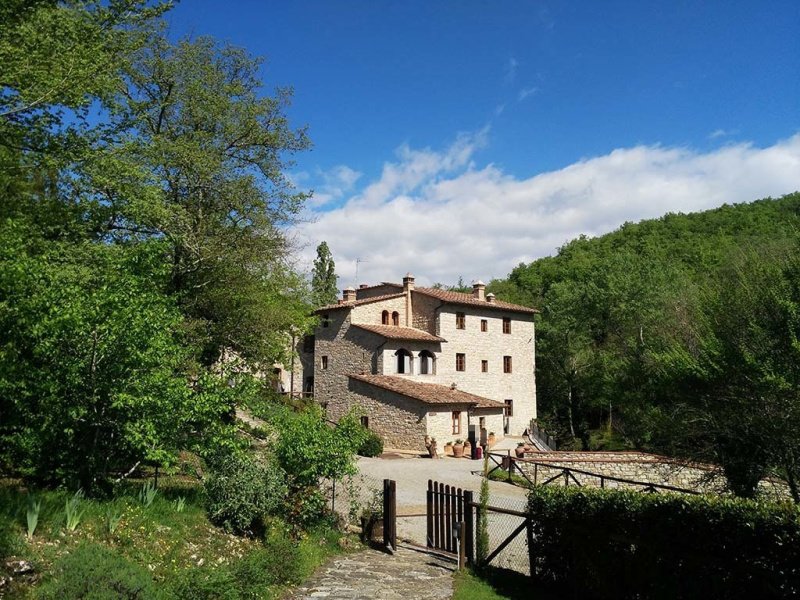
(292, 273, 538, 451)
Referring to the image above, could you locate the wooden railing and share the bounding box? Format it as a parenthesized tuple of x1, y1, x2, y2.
(486, 452, 700, 495)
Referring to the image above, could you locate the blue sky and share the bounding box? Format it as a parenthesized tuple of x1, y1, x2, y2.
(168, 1, 800, 286)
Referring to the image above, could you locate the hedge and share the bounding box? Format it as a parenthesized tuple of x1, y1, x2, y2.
(527, 486, 800, 599)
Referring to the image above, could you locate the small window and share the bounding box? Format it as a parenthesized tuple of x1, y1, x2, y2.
(456, 312, 465, 329)
(456, 353, 466, 372)
(481, 319, 488, 332)
(303, 335, 315, 353)
(504, 399, 513, 417)
(392, 311, 400, 326)
(502, 317, 511, 334)
(419, 350, 435, 375)
(382, 310, 390, 325)
(452, 411, 462, 435)
(481, 360, 488, 373)
(361, 415, 369, 429)
(396, 348, 413, 374)
(503, 355, 512, 373)
(321, 356, 328, 370)
(322, 314, 330, 328)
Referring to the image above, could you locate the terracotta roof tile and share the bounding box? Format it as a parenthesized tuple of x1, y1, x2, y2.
(349, 374, 504, 409)
(414, 287, 539, 314)
(314, 292, 405, 313)
(351, 324, 445, 342)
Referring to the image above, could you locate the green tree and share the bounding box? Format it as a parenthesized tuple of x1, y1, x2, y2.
(311, 241, 338, 306)
(0, 223, 239, 489)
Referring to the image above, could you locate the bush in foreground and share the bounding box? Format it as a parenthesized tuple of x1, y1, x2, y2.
(205, 453, 287, 535)
(37, 542, 157, 600)
(528, 486, 800, 599)
(357, 430, 384, 457)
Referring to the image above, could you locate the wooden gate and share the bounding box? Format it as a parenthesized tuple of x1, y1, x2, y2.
(383, 479, 396, 551)
(426, 480, 474, 564)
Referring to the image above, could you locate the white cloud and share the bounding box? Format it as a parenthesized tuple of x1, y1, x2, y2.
(305, 165, 363, 208)
(296, 133, 800, 288)
(518, 86, 538, 102)
(708, 128, 738, 140)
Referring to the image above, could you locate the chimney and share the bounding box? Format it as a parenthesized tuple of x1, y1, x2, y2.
(486, 293, 496, 304)
(403, 272, 415, 327)
(359, 284, 369, 289)
(343, 286, 356, 302)
(472, 280, 486, 301)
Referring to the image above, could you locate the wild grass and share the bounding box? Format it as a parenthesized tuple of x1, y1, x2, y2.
(0, 475, 353, 598)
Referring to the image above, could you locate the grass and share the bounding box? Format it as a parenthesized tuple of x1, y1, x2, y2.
(487, 468, 533, 489)
(0, 474, 353, 598)
(453, 566, 562, 600)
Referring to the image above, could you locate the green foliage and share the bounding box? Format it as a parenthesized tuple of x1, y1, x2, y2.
(357, 430, 384, 457)
(36, 542, 158, 600)
(106, 508, 123, 535)
(204, 453, 287, 535)
(173, 496, 186, 513)
(311, 241, 339, 306)
(234, 535, 303, 592)
(138, 481, 157, 508)
(65, 489, 86, 532)
(276, 406, 369, 487)
(26, 493, 41, 539)
(165, 564, 239, 600)
(527, 486, 800, 599)
(476, 458, 490, 564)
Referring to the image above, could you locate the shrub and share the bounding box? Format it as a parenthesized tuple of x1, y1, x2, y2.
(36, 542, 158, 599)
(527, 486, 800, 599)
(234, 535, 302, 596)
(165, 564, 239, 600)
(357, 430, 384, 457)
(205, 453, 287, 535)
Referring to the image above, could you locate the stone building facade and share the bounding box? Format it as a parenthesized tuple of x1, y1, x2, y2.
(296, 274, 538, 450)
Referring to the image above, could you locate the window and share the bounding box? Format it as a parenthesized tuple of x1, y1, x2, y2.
(395, 348, 413, 374)
(456, 353, 466, 372)
(303, 335, 315, 353)
(456, 312, 465, 329)
(452, 411, 462, 435)
(481, 360, 488, 373)
(504, 399, 513, 417)
(321, 355, 328, 370)
(392, 311, 400, 326)
(419, 350, 435, 375)
(481, 319, 488, 332)
(361, 415, 369, 429)
(503, 355, 513, 373)
(322, 314, 330, 328)
(382, 310, 390, 325)
(304, 376, 314, 395)
(502, 317, 511, 334)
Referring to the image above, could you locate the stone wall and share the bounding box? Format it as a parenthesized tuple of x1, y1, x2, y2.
(435, 306, 536, 434)
(348, 379, 428, 450)
(411, 293, 441, 335)
(351, 295, 407, 326)
(510, 451, 790, 499)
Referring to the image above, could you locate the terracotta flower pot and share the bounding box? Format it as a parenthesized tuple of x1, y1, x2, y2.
(452, 443, 464, 458)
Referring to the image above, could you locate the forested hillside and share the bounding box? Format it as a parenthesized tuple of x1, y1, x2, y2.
(489, 193, 800, 499)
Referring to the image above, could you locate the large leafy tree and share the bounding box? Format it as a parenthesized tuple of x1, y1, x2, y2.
(83, 31, 314, 365)
(311, 241, 338, 306)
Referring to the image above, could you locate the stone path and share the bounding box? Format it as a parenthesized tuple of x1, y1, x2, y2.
(287, 544, 455, 600)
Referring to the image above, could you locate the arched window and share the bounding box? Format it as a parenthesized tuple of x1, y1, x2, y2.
(382, 310, 390, 325)
(392, 311, 400, 326)
(419, 350, 435, 375)
(395, 348, 413, 374)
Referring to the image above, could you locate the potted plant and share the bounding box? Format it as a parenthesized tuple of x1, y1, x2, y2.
(360, 489, 384, 544)
(515, 441, 527, 457)
(452, 439, 464, 458)
(444, 441, 454, 456)
(463, 439, 472, 458)
(488, 431, 496, 447)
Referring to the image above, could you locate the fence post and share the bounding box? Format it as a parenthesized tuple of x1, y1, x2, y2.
(463, 490, 474, 565)
(458, 521, 466, 571)
(426, 480, 433, 548)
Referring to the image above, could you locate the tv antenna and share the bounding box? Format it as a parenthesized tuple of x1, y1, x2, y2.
(354, 258, 368, 285)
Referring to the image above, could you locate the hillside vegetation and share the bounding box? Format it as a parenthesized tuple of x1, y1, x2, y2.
(489, 193, 800, 500)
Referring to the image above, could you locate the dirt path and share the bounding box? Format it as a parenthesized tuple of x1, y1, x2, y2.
(287, 544, 455, 600)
